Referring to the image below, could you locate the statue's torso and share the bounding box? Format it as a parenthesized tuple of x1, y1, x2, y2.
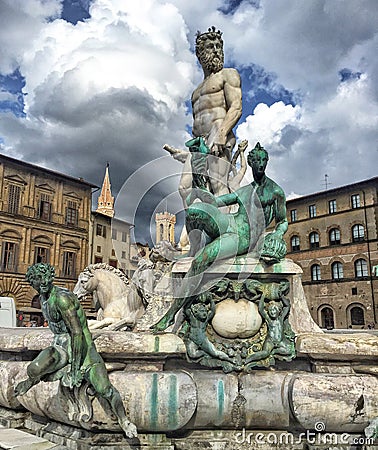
(41, 294, 68, 335)
(41, 287, 99, 368)
(252, 178, 279, 227)
(192, 69, 237, 138)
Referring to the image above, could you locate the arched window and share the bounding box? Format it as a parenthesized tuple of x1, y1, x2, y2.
(168, 224, 173, 242)
(329, 228, 340, 246)
(159, 223, 164, 241)
(320, 307, 334, 329)
(311, 264, 321, 281)
(291, 235, 300, 252)
(331, 261, 343, 279)
(309, 232, 319, 249)
(352, 224, 364, 242)
(355, 259, 368, 278)
(350, 306, 365, 326)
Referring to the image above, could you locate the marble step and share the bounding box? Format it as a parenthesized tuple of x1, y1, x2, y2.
(0, 427, 56, 449)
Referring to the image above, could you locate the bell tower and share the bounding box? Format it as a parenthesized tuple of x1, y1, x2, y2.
(96, 163, 114, 217)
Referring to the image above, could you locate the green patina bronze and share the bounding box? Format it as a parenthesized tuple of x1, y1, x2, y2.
(177, 278, 295, 372)
(152, 139, 288, 333)
(243, 282, 295, 371)
(14, 263, 137, 438)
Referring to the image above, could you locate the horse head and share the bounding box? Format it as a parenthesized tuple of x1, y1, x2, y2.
(74, 263, 145, 326)
(73, 268, 96, 299)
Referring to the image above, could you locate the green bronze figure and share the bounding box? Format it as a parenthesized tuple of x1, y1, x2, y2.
(182, 293, 237, 372)
(15, 263, 137, 438)
(153, 141, 288, 332)
(244, 292, 294, 371)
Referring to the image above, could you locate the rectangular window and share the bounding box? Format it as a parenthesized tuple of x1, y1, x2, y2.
(34, 246, 49, 264)
(328, 200, 337, 214)
(121, 251, 126, 259)
(62, 251, 76, 277)
(111, 249, 116, 257)
(352, 225, 364, 242)
(309, 204, 316, 218)
(108, 259, 117, 268)
(309, 232, 319, 249)
(96, 245, 101, 253)
(122, 231, 127, 242)
(1, 241, 18, 272)
(351, 194, 360, 209)
(38, 194, 51, 221)
(332, 262, 344, 280)
(65, 201, 78, 227)
(329, 229, 341, 245)
(351, 287, 357, 295)
(112, 228, 117, 240)
(311, 265, 321, 281)
(291, 236, 300, 252)
(96, 224, 106, 238)
(290, 209, 297, 222)
(94, 256, 103, 263)
(355, 260, 368, 278)
(8, 184, 21, 214)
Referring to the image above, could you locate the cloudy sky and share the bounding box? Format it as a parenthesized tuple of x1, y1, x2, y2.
(0, 0, 377, 243)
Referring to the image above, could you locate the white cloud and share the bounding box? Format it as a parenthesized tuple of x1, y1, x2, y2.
(237, 101, 301, 148)
(0, 91, 18, 102)
(0, 0, 62, 73)
(228, 0, 378, 102)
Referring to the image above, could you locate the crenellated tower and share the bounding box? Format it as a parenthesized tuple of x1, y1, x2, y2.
(155, 211, 176, 244)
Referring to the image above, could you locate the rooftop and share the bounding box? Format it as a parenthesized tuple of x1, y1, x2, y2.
(0, 153, 98, 189)
(287, 176, 377, 203)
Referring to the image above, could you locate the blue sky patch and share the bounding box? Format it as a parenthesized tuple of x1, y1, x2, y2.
(61, 0, 92, 24)
(339, 68, 362, 83)
(219, 0, 260, 15)
(0, 69, 26, 118)
(238, 64, 297, 120)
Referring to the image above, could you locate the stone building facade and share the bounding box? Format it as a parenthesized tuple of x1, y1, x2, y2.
(90, 165, 134, 276)
(90, 212, 133, 275)
(0, 153, 95, 316)
(285, 176, 378, 329)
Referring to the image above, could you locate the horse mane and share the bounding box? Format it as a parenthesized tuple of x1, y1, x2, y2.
(79, 262, 145, 323)
(83, 263, 130, 286)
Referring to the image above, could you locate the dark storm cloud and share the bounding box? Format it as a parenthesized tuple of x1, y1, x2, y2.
(32, 85, 169, 129)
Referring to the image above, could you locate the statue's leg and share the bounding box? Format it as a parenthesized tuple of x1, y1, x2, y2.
(244, 340, 274, 364)
(15, 346, 67, 396)
(186, 202, 230, 242)
(87, 363, 137, 438)
(152, 232, 239, 332)
(200, 337, 235, 364)
(271, 340, 294, 357)
(188, 232, 239, 278)
(152, 206, 231, 331)
(207, 150, 234, 197)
